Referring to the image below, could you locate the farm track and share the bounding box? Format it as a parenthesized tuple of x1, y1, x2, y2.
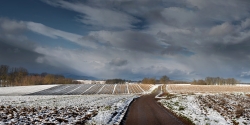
(28, 84, 154, 95)
(122, 87, 184, 125)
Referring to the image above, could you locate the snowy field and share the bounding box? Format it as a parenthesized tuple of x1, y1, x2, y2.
(0, 95, 138, 124)
(158, 93, 250, 125)
(0, 85, 57, 96)
(0, 84, 155, 96)
(31, 84, 155, 95)
(0, 84, 154, 124)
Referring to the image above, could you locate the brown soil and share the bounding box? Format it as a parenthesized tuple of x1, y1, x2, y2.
(122, 87, 184, 125)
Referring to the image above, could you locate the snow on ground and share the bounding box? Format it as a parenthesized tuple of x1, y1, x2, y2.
(89, 96, 137, 124)
(0, 85, 58, 96)
(145, 84, 160, 94)
(159, 93, 250, 125)
(236, 84, 250, 86)
(0, 95, 138, 124)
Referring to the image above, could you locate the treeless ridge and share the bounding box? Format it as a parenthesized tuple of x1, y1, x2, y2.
(122, 87, 184, 125)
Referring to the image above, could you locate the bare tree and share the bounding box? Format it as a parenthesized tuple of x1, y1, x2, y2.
(0, 65, 9, 86)
(142, 78, 156, 84)
(160, 75, 170, 84)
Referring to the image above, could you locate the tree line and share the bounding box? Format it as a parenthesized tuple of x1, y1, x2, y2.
(141, 75, 170, 84)
(105, 79, 127, 84)
(141, 76, 239, 85)
(191, 77, 239, 85)
(0, 65, 78, 87)
(105, 75, 171, 84)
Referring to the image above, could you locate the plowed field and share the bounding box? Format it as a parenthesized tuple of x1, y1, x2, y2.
(28, 84, 155, 95)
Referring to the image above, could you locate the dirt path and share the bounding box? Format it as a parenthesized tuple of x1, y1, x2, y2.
(122, 87, 184, 125)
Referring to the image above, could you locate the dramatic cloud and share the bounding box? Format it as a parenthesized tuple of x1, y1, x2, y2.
(209, 22, 235, 36)
(41, 0, 139, 29)
(109, 58, 128, 67)
(0, 18, 26, 33)
(241, 18, 250, 29)
(241, 71, 250, 78)
(1, 0, 250, 81)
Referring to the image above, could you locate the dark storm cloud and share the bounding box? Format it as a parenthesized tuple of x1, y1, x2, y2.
(38, 0, 250, 81)
(109, 58, 128, 67)
(210, 38, 250, 60)
(86, 30, 163, 54)
(0, 41, 40, 65)
(201, 36, 250, 73)
(1, 0, 250, 81)
(115, 31, 161, 53)
(0, 39, 79, 74)
(0, 18, 81, 74)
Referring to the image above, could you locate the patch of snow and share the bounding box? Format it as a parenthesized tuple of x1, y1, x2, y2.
(159, 94, 230, 125)
(146, 84, 159, 94)
(137, 84, 145, 94)
(165, 84, 174, 94)
(112, 84, 117, 95)
(0, 95, 138, 124)
(127, 84, 130, 94)
(64, 85, 82, 95)
(81, 84, 95, 94)
(236, 84, 250, 86)
(97, 84, 106, 94)
(0, 85, 58, 96)
(155, 85, 165, 99)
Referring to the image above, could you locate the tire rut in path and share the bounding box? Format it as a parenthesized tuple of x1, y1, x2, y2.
(122, 87, 184, 125)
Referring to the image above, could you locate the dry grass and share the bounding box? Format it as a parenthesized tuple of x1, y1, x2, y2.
(166, 84, 250, 93)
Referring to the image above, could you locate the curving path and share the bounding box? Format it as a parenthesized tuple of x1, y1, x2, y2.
(122, 87, 184, 125)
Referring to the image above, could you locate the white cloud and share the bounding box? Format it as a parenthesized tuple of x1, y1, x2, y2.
(25, 21, 106, 49)
(34, 46, 108, 76)
(146, 23, 192, 35)
(209, 22, 235, 36)
(36, 56, 45, 63)
(241, 18, 250, 29)
(26, 22, 81, 43)
(0, 18, 26, 33)
(240, 71, 250, 77)
(33, 42, 193, 79)
(0, 18, 89, 48)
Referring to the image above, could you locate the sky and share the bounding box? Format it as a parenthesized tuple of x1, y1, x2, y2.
(1, 0, 250, 82)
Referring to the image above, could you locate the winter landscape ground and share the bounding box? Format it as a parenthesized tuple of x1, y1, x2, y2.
(158, 84, 250, 125)
(0, 95, 138, 124)
(0, 84, 156, 125)
(0, 84, 250, 125)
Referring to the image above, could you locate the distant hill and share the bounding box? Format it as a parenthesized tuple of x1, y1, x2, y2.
(62, 73, 97, 80)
